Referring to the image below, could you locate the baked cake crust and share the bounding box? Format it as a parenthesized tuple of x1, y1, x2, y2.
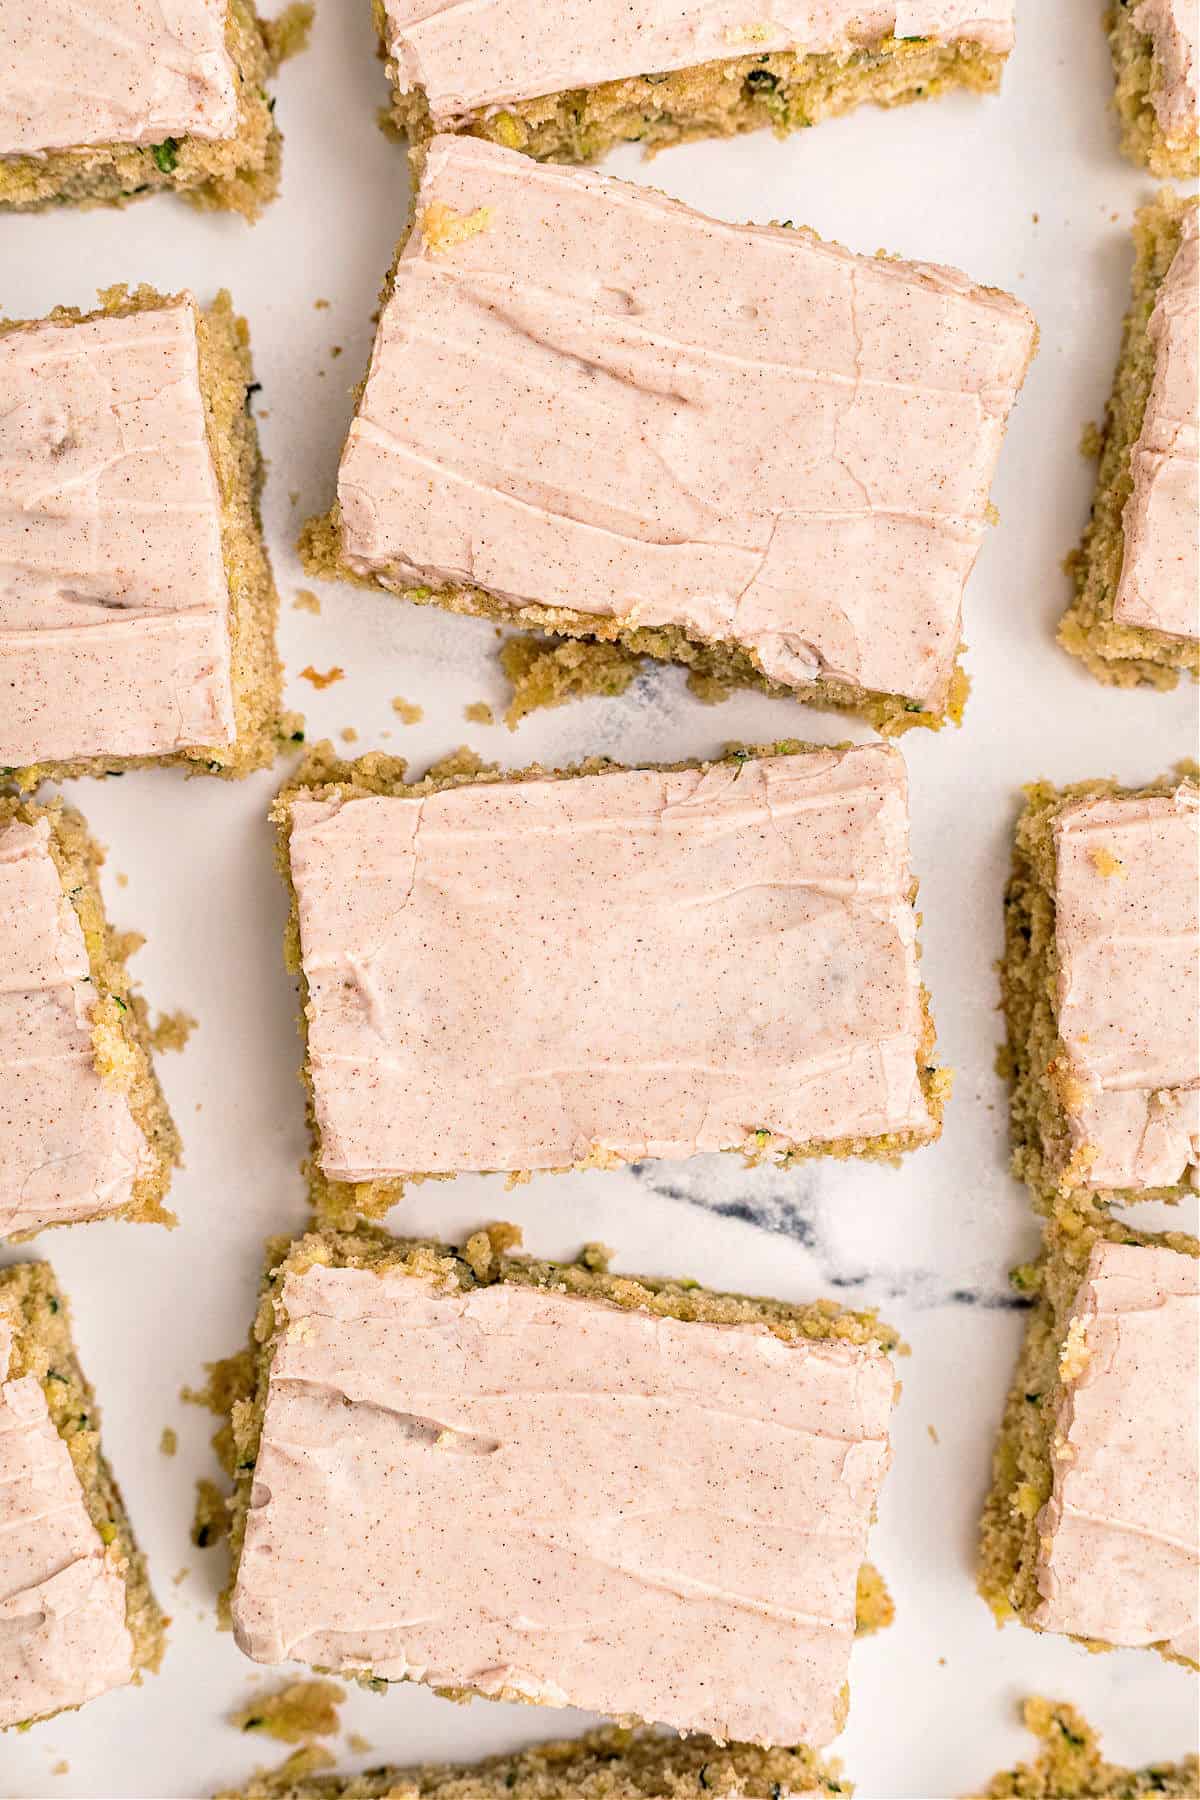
(971, 1696, 1199, 1800)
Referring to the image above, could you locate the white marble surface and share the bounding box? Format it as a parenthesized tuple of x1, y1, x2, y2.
(1, 0, 1196, 1794)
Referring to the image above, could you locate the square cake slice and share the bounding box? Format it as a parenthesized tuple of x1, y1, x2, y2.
(1001, 769, 1199, 1210)
(973, 1697, 1199, 1800)
(227, 1225, 899, 1748)
(1107, 0, 1199, 177)
(275, 741, 945, 1221)
(1, 287, 286, 787)
(218, 1724, 850, 1799)
(0, 1259, 165, 1730)
(0, 798, 179, 1240)
(0, 0, 290, 216)
(1061, 195, 1199, 687)
(374, 0, 1013, 161)
(302, 135, 1036, 734)
(978, 1219, 1199, 1669)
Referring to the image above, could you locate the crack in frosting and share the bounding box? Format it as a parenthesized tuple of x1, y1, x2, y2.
(381, 0, 1016, 122)
(0, 0, 238, 157)
(0, 816, 153, 1238)
(1035, 1240, 1200, 1663)
(338, 135, 1036, 710)
(0, 1318, 135, 1728)
(1052, 784, 1200, 1193)
(231, 1265, 895, 1745)
(0, 300, 234, 768)
(287, 745, 935, 1180)
(1114, 208, 1199, 642)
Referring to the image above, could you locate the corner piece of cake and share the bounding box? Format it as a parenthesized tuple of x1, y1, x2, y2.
(302, 135, 1037, 735)
(0, 286, 286, 788)
(0, 797, 179, 1240)
(978, 1215, 1199, 1670)
(226, 1223, 900, 1749)
(0, 1260, 165, 1730)
(372, 0, 1014, 161)
(0, 0, 291, 216)
(971, 1696, 1199, 1799)
(1061, 194, 1199, 687)
(1107, 0, 1200, 177)
(217, 1725, 851, 1800)
(273, 740, 947, 1221)
(1000, 767, 1199, 1211)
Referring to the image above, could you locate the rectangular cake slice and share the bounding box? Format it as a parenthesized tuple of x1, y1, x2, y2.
(275, 741, 945, 1220)
(974, 1697, 1199, 1800)
(978, 1219, 1199, 1669)
(1, 287, 286, 787)
(1107, 0, 1199, 176)
(303, 135, 1037, 733)
(1061, 195, 1199, 687)
(0, 0, 288, 216)
(218, 1723, 850, 1799)
(227, 1225, 899, 1748)
(1001, 769, 1199, 1209)
(0, 798, 179, 1240)
(374, 0, 1014, 160)
(0, 1260, 165, 1730)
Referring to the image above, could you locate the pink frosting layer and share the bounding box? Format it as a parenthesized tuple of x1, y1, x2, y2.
(1052, 785, 1199, 1193)
(288, 745, 935, 1180)
(1114, 208, 1199, 642)
(0, 1316, 135, 1728)
(381, 0, 1015, 121)
(231, 1265, 895, 1746)
(338, 136, 1035, 710)
(0, 300, 234, 769)
(1035, 1240, 1199, 1664)
(1132, 0, 1199, 144)
(0, 0, 237, 156)
(0, 816, 154, 1239)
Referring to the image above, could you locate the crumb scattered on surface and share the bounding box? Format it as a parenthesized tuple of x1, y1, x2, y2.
(1088, 846, 1127, 879)
(149, 1010, 197, 1053)
(580, 1241, 614, 1273)
(927, 1423, 940, 1444)
(340, 727, 359, 744)
(347, 1733, 373, 1754)
(330, 346, 343, 359)
(314, 298, 330, 310)
(390, 696, 423, 724)
(854, 1562, 895, 1636)
(499, 634, 642, 726)
(172, 1566, 190, 1586)
(300, 665, 344, 689)
(464, 700, 494, 725)
(231, 1679, 346, 1745)
(686, 668, 735, 705)
(420, 200, 493, 253)
(159, 1426, 178, 1457)
(261, 1, 313, 70)
(51, 1763, 68, 1778)
(191, 1477, 230, 1549)
(289, 489, 300, 507)
(116, 872, 128, 888)
(292, 589, 322, 614)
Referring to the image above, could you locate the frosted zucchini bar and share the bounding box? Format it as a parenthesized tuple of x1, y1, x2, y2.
(1107, 0, 1199, 177)
(302, 135, 1037, 734)
(227, 1223, 899, 1748)
(0, 798, 179, 1241)
(978, 1215, 1199, 1669)
(218, 1725, 851, 1798)
(373, 0, 1014, 161)
(0, 286, 286, 788)
(274, 741, 946, 1222)
(0, 0, 292, 216)
(1000, 769, 1199, 1212)
(0, 1260, 165, 1729)
(1061, 194, 1199, 687)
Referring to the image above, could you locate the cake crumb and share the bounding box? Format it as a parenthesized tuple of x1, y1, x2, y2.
(159, 1426, 178, 1457)
(340, 727, 359, 744)
(1078, 420, 1102, 459)
(686, 668, 735, 705)
(289, 489, 300, 507)
(1088, 846, 1126, 879)
(191, 1477, 229, 1549)
(1058, 1317, 1091, 1382)
(232, 1678, 346, 1744)
(314, 298, 331, 310)
(499, 634, 642, 726)
(261, 3, 313, 71)
(115, 871, 128, 888)
(293, 589, 322, 614)
(855, 1563, 895, 1636)
(51, 1763, 68, 1778)
(330, 346, 343, 359)
(927, 1423, 940, 1444)
(347, 1734, 373, 1754)
(172, 1566, 190, 1586)
(391, 696, 423, 725)
(580, 1241, 614, 1273)
(464, 700, 494, 725)
(462, 1221, 523, 1280)
(420, 200, 493, 254)
(300, 665, 344, 689)
(149, 1009, 196, 1053)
